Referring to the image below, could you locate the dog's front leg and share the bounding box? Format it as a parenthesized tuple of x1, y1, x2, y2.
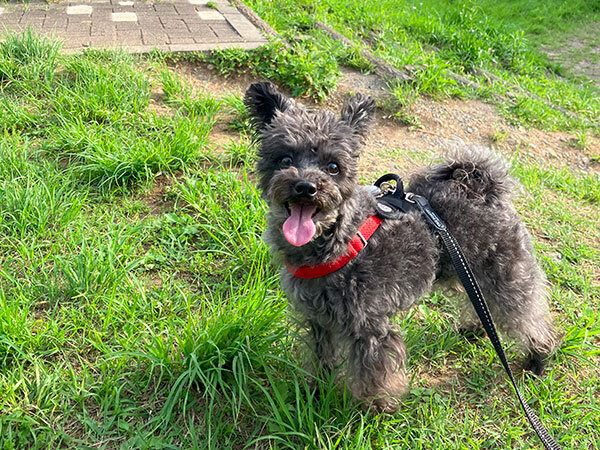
(304, 320, 340, 399)
(348, 324, 408, 413)
(309, 321, 337, 373)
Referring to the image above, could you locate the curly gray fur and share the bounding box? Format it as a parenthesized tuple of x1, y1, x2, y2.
(245, 82, 559, 412)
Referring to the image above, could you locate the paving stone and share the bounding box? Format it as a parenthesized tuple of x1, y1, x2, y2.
(91, 22, 114, 31)
(174, 4, 196, 15)
(225, 14, 263, 41)
(90, 3, 112, 10)
(154, 3, 176, 13)
(160, 18, 186, 28)
(65, 36, 91, 47)
(91, 10, 111, 20)
(112, 12, 137, 21)
(136, 16, 162, 27)
(197, 9, 225, 21)
(209, 23, 240, 40)
(23, 10, 47, 18)
(168, 30, 196, 39)
(168, 35, 196, 44)
(22, 18, 45, 27)
(217, 5, 239, 14)
(117, 28, 142, 37)
(89, 36, 115, 46)
(90, 27, 116, 37)
(67, 15, 94, 24)
(155, 12, 181, 20)
(133, 4, 155, 13)
(141, 30, 169, 45)
(0, 0, 267, 53)
(116, 29, 143, 44)
(2, 16, 24, 25)
(44, 18, 69, 31)
(66, 23, 92, 33)
(193, 28, 218, 43)
(178, 12, 199, 20)
(67, 5, 93, 15)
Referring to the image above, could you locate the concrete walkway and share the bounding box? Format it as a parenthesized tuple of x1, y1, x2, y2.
(0, 0, 267, 53)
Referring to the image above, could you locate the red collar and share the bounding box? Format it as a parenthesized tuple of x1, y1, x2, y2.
(286, 215, 383, 279)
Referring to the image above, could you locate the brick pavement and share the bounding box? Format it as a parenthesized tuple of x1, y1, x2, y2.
(0, 0, 267, 53)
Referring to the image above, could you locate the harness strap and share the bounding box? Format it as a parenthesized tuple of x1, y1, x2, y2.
(411, 194, 562, 450)
(287, 215, 383, 279)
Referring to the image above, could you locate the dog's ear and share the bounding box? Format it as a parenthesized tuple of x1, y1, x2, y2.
(244, 81, 291, 129)
(340, 93, 375, 138)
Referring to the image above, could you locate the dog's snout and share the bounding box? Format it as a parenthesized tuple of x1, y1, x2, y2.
(293, 181, 317, 198)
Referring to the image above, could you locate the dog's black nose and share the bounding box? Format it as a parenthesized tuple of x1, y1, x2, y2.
(293, 181, 317, 198)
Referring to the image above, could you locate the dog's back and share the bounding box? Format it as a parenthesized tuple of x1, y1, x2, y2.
(409, 146, 515, 204)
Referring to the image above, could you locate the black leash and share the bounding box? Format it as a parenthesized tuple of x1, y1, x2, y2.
(373, 174, 561, 450)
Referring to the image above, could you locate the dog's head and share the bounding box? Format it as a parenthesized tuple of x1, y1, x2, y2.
(245, 81, 375, 248)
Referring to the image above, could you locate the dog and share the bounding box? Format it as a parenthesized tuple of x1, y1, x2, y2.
(244, 81, 559, 413)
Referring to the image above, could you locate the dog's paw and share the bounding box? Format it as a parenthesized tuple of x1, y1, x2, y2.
(522, 351, 548, 376)
(458, 326, 486, 343)
(367, 397, 400, 415)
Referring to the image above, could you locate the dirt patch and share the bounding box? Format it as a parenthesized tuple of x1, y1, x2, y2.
(362, 95, 599, 175)
(171, 62, 599, 177)
(143, 174, 176, 216)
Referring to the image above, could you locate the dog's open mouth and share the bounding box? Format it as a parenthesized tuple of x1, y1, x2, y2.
(283, 202, 319, 246)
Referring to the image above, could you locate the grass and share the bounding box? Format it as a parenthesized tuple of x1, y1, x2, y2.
(201, 40, 341, 101)
(0, 26, 599, 450)
(448, 0, 600, 48)
(242, 0, 599, 133)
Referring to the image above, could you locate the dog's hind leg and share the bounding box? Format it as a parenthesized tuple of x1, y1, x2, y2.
(348, 324, 408, 413)
(469, 263, 560, 375)
(458, 300, 486, 341)
(496, 289, 558, 375)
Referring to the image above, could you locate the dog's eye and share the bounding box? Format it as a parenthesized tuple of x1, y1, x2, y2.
(327, 162, 340, 175)
(280, 156, 293, 168)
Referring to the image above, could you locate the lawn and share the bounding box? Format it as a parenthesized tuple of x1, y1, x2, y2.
(244, 0, 599, 133)
(0, 1, 599, 447)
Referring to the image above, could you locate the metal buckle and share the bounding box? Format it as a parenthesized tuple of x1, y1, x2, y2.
(357, 231, 368, 248)
(404, 192, 415, 203)
(379, 181, 396, 196)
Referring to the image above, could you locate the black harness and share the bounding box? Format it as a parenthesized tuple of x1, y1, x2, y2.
(372, 174, 562, 450)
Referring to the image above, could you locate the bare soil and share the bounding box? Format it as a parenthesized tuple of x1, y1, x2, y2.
(175, 62, 600, 179)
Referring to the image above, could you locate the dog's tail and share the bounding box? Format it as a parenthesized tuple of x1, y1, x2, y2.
(409, 146, 516, 203)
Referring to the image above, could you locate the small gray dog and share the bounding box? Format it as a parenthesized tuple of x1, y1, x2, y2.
(244, 81, 559, 412)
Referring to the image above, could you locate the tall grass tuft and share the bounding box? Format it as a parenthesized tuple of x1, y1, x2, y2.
(0, 30, 61, 95)
(160, 68, 221, 124)
(53, 50, 151, 124)
(0, 139, 83, 238)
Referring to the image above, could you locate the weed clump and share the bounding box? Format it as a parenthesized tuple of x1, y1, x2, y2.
(205, 40, 340, 101)
(0, 29, 60, 94)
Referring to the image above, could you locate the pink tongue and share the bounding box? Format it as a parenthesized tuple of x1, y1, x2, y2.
(283, 204, 317, 247)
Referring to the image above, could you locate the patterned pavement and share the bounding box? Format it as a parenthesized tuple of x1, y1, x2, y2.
(0, 0, 267, 53)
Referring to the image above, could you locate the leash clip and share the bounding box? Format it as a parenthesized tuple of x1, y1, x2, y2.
(379, 181, 396, 196)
